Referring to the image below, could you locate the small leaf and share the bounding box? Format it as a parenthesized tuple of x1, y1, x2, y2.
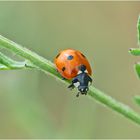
(129, 48, 140, 56)
(137, 16, 140, 45)
(135, 63, 140, 78)
(134, 96, 140, 106)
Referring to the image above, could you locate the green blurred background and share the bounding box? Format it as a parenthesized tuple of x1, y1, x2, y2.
(0, 1, 140, 138)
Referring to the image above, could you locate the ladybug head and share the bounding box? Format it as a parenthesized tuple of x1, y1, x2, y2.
(69, 64, 92, 97)
(78, 65, 86, 73)
(78, 86, 89, 95)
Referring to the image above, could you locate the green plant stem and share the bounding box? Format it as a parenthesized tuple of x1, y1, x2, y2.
(0, 64, 24, 70)
(0, 35, 140, 125)
(0, 35, 62, 79)
(89, 87, 140, 124)
(0, 52, 35, 70)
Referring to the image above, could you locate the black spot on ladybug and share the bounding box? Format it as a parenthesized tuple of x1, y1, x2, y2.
(81, 53, 86, 58)
(67, 55, 73, 60)
(62, 67, 66, 71)
(56, 53, 61, 58)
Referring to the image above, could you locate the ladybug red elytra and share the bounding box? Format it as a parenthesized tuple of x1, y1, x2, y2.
(54, 49, 92, 97)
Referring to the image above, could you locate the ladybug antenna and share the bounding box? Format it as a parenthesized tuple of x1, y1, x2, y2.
(79, 65, 86, 72)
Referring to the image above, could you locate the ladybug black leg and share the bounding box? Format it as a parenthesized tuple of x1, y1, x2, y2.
(68, 83, 75, 90)
(68, 78, 78, 89)
(76, 92, 80, 97)
(61, 76, 66, 80)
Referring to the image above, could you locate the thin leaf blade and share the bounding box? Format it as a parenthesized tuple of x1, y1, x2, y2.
(137, 16, 140, 45)
(135, 63, 140, 78)
(129, 48, 140, 56)
(134, 96, 140, 106)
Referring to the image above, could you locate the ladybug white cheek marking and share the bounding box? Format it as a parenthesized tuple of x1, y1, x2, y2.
(74, 82, 80, 88)
(77, 70, 82, 74)
(78, 69, 88, 74)
(85, 70, 88, 73)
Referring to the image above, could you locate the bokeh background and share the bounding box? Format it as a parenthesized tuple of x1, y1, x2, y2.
(0, 1, 140, 139)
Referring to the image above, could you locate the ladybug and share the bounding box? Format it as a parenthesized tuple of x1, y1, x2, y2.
(54, 49, 92, 97)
